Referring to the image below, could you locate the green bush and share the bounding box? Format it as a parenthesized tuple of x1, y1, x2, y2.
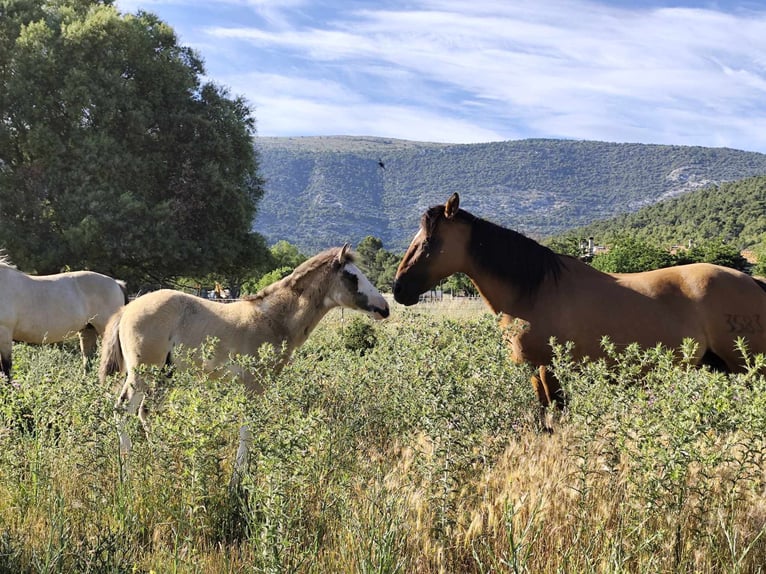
(341, 317, 378, 355)
(1, 313, 765, 572)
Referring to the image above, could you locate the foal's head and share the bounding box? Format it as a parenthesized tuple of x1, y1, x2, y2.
(322, 245, 390, 320)
(393, 193, 470, 306)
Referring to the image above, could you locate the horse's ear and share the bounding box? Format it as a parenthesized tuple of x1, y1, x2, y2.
(338, 243, 351, 263)
(444, 193, 460, 219)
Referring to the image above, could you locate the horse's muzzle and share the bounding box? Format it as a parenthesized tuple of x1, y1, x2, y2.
(392, 279, 420, 306)
(372, 305, 390, 320)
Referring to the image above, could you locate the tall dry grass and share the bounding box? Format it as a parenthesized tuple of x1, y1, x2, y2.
(0, 308, 764, 573)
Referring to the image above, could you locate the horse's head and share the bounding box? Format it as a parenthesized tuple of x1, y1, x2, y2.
(393, 193, 470, 306)
(330, 244, 390, 320)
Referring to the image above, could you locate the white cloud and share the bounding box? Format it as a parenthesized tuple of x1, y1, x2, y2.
(118, 0, 766, 151)
(224, 72, 508, 142)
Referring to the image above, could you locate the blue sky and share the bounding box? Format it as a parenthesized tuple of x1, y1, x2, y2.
(115, 0, 766, 153)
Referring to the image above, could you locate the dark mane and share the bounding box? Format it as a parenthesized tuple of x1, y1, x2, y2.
(424, 205, 563, 299)
(244, 246, 351, 302)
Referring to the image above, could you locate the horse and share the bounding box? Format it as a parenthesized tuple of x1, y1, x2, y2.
(99, 245, 390, 472)
(0, 254, 128, 379)
(393, 193, 766, 428)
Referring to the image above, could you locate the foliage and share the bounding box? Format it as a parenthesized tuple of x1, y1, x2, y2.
(341, 316, 377, 355)
(269, 240, 307, 269)
(241, 266, 292, 295)
(238, 241, 307, 295)
(545, 235, 586, 257)
(751, 239, 766, 276)
(441, 272, 478, 296)
(568, 175, 766, 252)
(676, 238, 751, 272)
(2, 310, 766, 572)
(589, 236, 752, 274)
(0, 0, 267, 287)
(591, 236, 675, 273)
(355, 235, 400, 292)
(254, 136, 766, 253)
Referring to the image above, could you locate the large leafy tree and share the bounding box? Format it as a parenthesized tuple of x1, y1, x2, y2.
(0, 0, 267, 286)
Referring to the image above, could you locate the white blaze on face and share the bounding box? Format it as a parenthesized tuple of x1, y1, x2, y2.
(329, 263, 389, 320)
(352, 263, 387, 312)
(398, 228, 425, 271)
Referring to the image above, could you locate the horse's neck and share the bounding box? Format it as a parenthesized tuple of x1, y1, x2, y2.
(464, 259, 556, 319)
(467, 271, 527, 316)
(256, 282, 334, 351)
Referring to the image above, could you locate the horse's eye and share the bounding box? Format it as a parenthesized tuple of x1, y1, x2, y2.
(420, 240, 432, 258)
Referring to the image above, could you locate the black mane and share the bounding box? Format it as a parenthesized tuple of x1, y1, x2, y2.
(424, 205, 564, 299)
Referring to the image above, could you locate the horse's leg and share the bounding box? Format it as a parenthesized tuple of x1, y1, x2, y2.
(78, 325, 98, 371)
(0, 328, 11, 381)
(114, 370, 149, 455)
(530, 365, 567, 432)
(137, 395, 151, 439)
(230, 424, 253, 492)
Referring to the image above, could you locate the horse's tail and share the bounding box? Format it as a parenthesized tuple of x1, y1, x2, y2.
(99, 307, 125, 384)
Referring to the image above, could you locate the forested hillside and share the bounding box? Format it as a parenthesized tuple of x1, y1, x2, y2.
(253, 136, 766, 252)
(565, 175, 766, 250)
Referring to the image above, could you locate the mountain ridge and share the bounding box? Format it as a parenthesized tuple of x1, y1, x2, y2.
(252, 136, 766, 253)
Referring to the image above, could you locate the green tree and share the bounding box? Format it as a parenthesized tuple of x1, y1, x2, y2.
(0, 0, 266, 286)
(355, 235, 398, 292)
(238, 241, 306, 295)
(545, 235, 585, 258)
(269, 240, 306, 269)
(373, 249, 400, 292)
(241, 266, 293, 295)
(675, 239, 750, 272)
(356, 236, 384, 269)
(442, 273, 478, 296)
(591, 237, 674, 273)
(751, 237, 766, 277)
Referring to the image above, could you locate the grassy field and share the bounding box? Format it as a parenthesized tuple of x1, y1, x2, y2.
(1, 302, 765, 573)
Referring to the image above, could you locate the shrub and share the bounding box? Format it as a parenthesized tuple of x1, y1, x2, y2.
(341, 317, 377, 355)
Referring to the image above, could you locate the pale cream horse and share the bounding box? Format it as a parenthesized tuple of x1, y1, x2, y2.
(98, 245, 389, 481)
(0, 254, 127, 378)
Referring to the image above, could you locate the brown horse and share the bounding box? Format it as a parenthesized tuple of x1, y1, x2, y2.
(393, 193, 766, 425)
(100, 245, 389, 459)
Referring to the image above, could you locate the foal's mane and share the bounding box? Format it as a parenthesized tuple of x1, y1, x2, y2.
(245, 246, 349, 302)
(424, 205, 564, 299)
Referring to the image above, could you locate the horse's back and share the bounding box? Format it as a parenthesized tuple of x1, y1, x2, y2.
(617, 263, 766, 367)
(519, 262, 766, 368)
(119, 290, 247, 368)
(69, 271, 127, 328)
(120, 289, 194, 365)
(685, 263, 766, 357)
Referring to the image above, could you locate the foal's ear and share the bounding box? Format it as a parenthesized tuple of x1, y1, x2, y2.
(337, 243, 351, 263)
(444, 193, 460, 219)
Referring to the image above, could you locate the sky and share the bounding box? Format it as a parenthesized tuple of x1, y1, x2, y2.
(114, 0, 766, 153)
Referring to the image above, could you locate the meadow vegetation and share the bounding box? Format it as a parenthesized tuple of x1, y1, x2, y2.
(0, 303, 765, 573)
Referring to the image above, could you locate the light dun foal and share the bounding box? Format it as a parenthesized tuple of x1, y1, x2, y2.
(99, 245, 389, 482)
